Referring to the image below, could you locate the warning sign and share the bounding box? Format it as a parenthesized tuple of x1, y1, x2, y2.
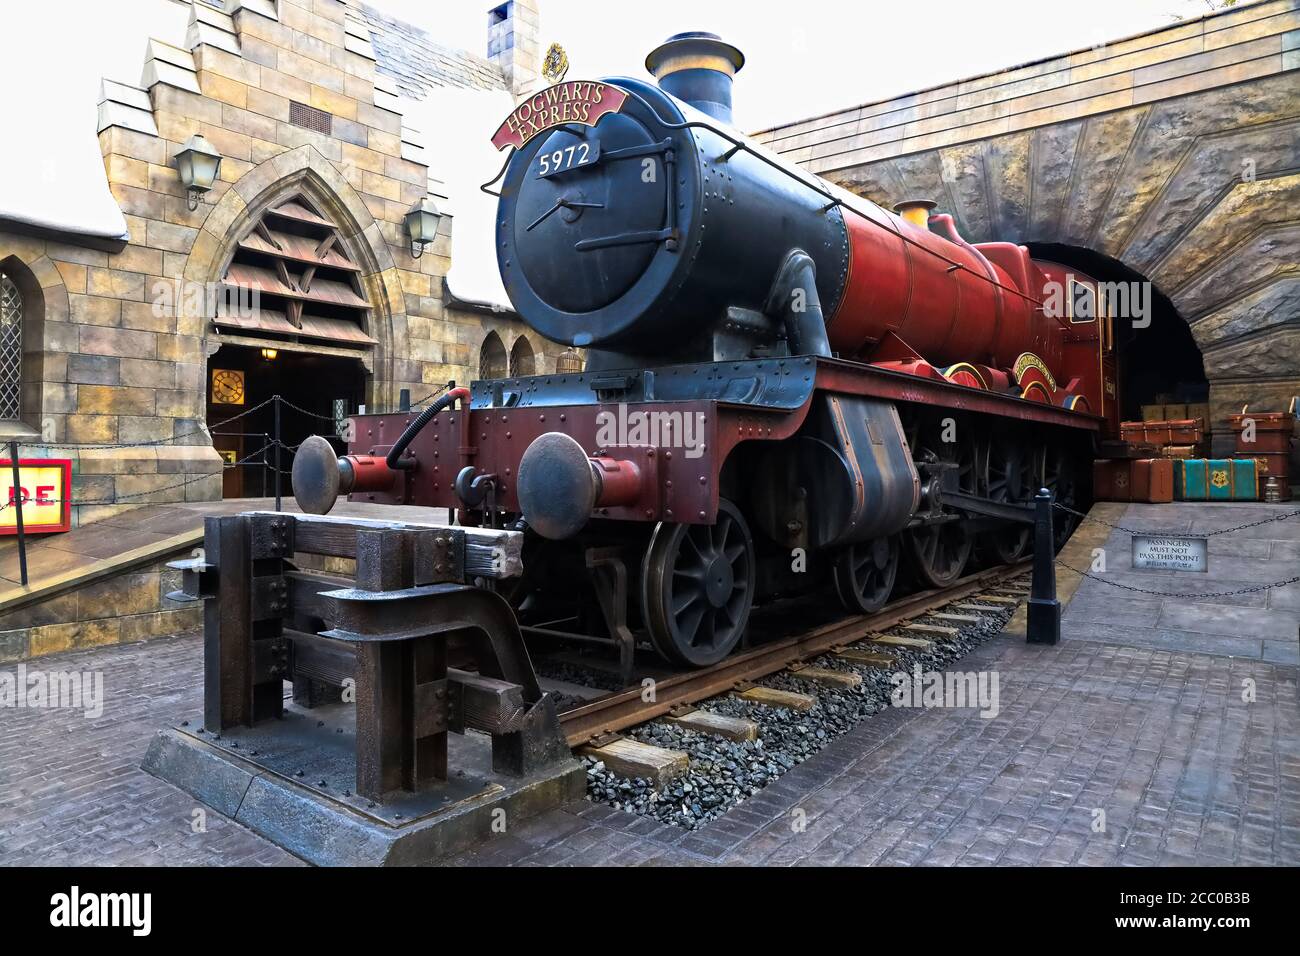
(1132, 534, 1208, 573)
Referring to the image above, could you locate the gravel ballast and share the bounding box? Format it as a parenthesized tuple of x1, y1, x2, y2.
(579, 589, 1021, 830)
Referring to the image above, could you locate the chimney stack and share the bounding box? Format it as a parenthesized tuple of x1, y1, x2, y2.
(645, 32, 745, 123)
(487, 1, 541, 97)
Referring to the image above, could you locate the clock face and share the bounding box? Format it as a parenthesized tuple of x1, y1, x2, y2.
(211, 368, 245, 405)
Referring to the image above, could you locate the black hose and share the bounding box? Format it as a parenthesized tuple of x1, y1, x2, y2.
(386, 386, 460, 470)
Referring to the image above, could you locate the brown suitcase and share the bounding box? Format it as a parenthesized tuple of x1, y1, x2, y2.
(1166, 419, 1203, 444)
(1099, 439, 1160, 460)
(1131, 458, 1174, 503)
(1161, 444, 1198, 459)
(1093, 459, 1132, 502)
(1227, 405, 1295, 456)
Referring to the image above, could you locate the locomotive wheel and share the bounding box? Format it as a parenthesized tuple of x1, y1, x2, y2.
(1041, 445, 1080, 552)
(833, 535, 900, 614)
(983, 438, 1032, 563)
(906, 520, 974, 588)
(905, 427, 975, 588)
(641, 498, 755, 668)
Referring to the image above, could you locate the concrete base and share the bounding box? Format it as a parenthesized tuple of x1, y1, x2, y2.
(142, 703, 586, 866)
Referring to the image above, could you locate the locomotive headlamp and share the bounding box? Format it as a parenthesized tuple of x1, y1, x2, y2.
(404, 197, 442, 260)
(174, 134, 223, 211)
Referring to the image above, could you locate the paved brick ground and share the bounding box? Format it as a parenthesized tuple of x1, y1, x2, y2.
(1, 625, 1296, 866)
(1060, 502, 1300, 665)
(0, 633, 299, 866)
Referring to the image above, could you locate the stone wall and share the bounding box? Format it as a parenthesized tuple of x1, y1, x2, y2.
(0, 0, 556, 527)
(755, 0, 1300, 455)
(0, 557, 200, 662)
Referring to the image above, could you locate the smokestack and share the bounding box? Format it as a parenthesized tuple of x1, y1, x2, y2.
(645, 32, 745, 123)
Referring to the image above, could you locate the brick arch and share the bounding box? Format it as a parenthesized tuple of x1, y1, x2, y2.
(0, 246, 70, 435)
(183, 145, 406, 404)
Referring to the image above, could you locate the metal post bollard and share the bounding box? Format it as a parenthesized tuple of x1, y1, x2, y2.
(1026, 487, 1060, 645)
(273, 395, 282, 513)
(8, 441, 27, 587)
(399, 388, 411, 412)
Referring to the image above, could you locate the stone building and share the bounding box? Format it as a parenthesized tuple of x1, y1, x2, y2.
(754, 0, 1300, 457)
(0, 0, 562, 523)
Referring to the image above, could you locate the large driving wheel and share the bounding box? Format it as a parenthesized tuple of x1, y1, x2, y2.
(833, 535, 900, 614)
(641, 498, 755, 668)
(1040, 444, 1079, 552)
(982, 437, 1033, 563)
(905, 425, 975, 588)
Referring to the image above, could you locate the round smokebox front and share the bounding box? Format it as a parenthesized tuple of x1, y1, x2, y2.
(497, 81, 695, 349)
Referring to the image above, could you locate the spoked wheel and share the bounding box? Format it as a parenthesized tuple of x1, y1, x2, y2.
(641, 498, 755, 668)
(1040, 444, 1080, 552)
(905, 426, 975, 588)
(982, 438, 1033, 563)
(833, 535, 900, 614)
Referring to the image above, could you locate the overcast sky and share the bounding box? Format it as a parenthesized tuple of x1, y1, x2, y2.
(371, 0, 1233, 129)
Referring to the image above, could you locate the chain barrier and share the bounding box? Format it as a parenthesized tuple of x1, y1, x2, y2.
(0, 387, 430, 513)
(1053, 500, 1300, 537)
(1048, 500, 1300, 599)
(1055, 558, 1300, 599)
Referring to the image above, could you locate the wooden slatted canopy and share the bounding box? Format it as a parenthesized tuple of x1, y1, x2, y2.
(215, 195, 372, 349)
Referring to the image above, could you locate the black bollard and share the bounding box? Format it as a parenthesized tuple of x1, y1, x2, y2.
(1026, 486, 1061, 645)
(398, 388, 411, 412)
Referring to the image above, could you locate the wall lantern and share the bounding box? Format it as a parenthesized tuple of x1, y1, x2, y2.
(404, 197, 442, 259)
(174, 134, 223, 210)
(260, 347, 278, 360)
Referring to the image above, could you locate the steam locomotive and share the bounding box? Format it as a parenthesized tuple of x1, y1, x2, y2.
(293, 33, 1117, 669)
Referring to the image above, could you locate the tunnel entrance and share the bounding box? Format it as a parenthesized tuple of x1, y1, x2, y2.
(1026, 243, 1208, 423)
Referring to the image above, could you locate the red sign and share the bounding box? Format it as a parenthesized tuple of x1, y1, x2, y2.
(1, 459, 72, 535)
(491, 81, 629, 151)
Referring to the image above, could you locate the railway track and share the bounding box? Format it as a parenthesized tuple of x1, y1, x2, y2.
(556, 559, 1031, 748)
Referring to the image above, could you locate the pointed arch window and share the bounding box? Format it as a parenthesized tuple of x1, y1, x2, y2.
(0, 272, 23, 421)
(215, 195, 375, 349)
(509, 337, 536, 377)
(479, 331, 507, 380)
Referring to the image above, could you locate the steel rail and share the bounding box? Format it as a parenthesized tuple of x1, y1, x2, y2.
(557, 559, 1030, 746)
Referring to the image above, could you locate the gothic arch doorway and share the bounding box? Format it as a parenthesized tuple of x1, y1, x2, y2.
(206, 194, 370, 498)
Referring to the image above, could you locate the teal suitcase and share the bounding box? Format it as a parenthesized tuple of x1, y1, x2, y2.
(1175, 459, 1258, 501)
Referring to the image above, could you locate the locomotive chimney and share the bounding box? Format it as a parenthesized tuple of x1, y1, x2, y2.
(645, 32, 745, 122)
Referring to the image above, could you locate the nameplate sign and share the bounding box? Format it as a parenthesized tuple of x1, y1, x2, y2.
(1132, 534, 1208, 573)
